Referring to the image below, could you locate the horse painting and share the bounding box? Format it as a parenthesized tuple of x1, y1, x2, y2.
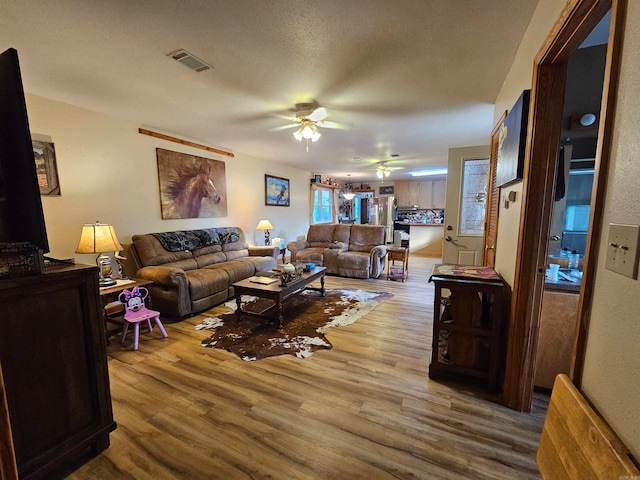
(156, 148, 227, 219)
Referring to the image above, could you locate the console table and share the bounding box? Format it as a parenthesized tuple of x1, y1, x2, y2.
(0, 264, 115, 479)
(428, 264, 508, 391)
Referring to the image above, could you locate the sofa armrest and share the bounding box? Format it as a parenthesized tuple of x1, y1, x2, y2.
(286, 240, 309, 262)
(369, 245, 388, 278)
(249, 245, 279, 260)
(136, 265, 188, 288)
(136, 265, 191, 317)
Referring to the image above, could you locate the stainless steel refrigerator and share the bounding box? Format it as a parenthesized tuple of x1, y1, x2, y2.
(377, 196, 395, 243)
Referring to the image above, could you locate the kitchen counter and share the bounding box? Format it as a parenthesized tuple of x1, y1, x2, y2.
(544, 273, 582, 293)
(395, 221, 444, 226)
(394, 222, 444, 254)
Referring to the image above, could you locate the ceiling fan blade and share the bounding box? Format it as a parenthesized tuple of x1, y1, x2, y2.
(317, 120, 352, 130)
(267, 123, 299, 132)
(308, 107, 327, 122)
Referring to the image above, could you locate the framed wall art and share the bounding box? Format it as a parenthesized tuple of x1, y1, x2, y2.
(265, 174, 290, 206)
(156, 148, 227, 219)
(496, 89, 531, 188)
(33, 141, 61, 195)
(379, 185, 394, 195)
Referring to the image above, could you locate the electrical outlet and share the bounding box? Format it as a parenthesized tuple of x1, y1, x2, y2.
(605, 223, 640, 279)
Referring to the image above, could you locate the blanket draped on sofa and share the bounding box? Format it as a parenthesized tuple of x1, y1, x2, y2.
(151, 228, 240, 252)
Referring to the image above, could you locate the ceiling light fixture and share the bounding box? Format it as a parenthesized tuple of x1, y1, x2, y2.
(376, 167, 391, 179)
(293, 120, 321, 152)
(343, 174, 355, 200)
(579, 113, 597, 126)
(411, 168, 448, 177)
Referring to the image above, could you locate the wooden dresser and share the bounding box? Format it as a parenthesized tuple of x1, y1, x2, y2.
(0, 264, 115, 479)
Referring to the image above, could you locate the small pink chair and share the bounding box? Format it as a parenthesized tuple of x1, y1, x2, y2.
(118, 286, 168, 350)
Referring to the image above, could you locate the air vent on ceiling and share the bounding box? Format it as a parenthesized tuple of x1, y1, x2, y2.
(166, 49, 213, 73)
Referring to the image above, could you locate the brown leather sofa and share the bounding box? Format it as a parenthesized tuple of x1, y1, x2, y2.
(130, 227, 278, 317)
(287, 224, 387, 279)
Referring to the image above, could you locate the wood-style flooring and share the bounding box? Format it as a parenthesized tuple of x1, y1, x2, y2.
(65, 250, 549, 479)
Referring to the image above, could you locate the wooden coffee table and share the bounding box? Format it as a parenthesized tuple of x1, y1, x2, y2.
(232, 266, 326, 328)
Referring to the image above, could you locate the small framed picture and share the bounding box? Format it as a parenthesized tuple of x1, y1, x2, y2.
(33, 141, 61, 195)
(379, 185, 394, 195)
(265, 174, 290, 206)
(313, 174, 322, 183)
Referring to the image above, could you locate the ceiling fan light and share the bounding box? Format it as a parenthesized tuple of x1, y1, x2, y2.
(343, 192, 355, 200)
(384, 169, 390, 177)
(376, 169, 383, 179)
(301, 125, 315, 139)
(311, 129, 321, 142)
(293, 129, 303, 141)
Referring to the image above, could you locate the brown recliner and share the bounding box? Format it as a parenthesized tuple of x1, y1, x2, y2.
(287, 224, 387, 279)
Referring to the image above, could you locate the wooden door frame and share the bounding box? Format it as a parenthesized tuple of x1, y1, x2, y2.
(502, 0, 624, 411)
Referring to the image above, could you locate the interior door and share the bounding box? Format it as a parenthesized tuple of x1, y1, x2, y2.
(482, 113, 507, 267)
(442, 145, 491, 265)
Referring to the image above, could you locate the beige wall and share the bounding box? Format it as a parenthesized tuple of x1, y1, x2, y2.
(26, 94, 312, 263)
(581, 1, 640, 459)
(492, 0, 566, 287)
(494, 0, 640, 459)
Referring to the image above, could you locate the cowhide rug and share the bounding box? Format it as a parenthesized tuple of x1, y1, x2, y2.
(195, 288, 393, 361)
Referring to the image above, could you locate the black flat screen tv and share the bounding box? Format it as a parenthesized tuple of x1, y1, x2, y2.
(0, 48, 49, 253)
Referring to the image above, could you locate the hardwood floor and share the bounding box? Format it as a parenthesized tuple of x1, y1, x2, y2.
(66, 249, 549, 479)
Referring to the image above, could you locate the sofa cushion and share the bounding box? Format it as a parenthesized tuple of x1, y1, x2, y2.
(307, 224, 337, 247)
(334, 224, 352, 245)
(132, 234, 198, 270)
(186, 268, 230, 301)
(348, 225, 386, 252)
(295, 247, 327, 265)
(243, 255, 279, 273)
(207, 260, 255, 283)
(193, 244, 226, 268)
(338, 251, 371, 271)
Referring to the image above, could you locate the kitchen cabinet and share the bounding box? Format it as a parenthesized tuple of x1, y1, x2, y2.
(432, 180, 446, 208)
(396, 179, 446, 209)
(396, 180, 419, 206)
(418, 182, 433, 209)
(534, 289, 579, 389)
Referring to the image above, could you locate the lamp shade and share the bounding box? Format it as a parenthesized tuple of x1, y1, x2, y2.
(75, 222, 123, 254)
(255, 219, 274, 231)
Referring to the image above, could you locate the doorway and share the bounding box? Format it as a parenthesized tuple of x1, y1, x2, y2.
(533, 17, 610, 391)
(502, 0, 624, 411)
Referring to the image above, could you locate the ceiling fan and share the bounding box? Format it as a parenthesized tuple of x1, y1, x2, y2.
(375, 161, 403, 180)
(268, 101, 351, 151)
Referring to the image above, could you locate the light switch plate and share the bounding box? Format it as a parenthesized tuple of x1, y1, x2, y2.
(605, 223, 640, 279)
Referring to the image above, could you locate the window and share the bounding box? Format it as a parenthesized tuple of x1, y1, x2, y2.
(459, 158, 490, 235)
(312, 187, 334, 224)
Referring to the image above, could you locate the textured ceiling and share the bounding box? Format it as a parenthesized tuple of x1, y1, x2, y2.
(2, 0, 539, 181)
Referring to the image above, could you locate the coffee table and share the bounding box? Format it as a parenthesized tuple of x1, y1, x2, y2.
(232, 266, 326, 328)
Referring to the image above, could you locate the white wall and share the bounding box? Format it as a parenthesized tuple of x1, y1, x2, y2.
(581, 1, 640, 460)
(26, 94, 311, 263)
(494, 0, 640, 459)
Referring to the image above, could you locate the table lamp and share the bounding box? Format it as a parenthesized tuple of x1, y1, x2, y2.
(255, 219, 274, 246)
(75, 221, 123, 287)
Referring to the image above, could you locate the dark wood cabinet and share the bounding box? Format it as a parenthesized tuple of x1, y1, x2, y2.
(429, 264, 508, 391)
(0, 264, 115, 479)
